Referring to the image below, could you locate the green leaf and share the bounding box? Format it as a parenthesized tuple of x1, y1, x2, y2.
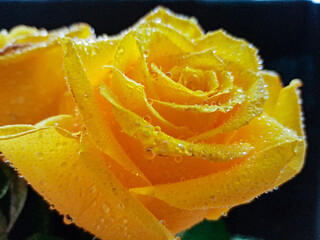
(179, 220, 230, 240)
(27, 233, 65, 240)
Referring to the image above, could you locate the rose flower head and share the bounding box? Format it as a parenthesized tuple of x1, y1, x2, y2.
(0, 7, 306, 240)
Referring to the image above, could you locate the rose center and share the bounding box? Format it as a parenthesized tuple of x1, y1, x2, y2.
(171, 66, 219, 92)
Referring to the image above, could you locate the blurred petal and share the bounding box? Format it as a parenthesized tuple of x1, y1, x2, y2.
(0, 24, 93, 126)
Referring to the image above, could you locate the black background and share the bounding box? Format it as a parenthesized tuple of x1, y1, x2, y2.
(0, 1, 319, 240)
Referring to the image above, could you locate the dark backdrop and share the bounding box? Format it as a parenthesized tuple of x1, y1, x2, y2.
(0, 1, 319, 240)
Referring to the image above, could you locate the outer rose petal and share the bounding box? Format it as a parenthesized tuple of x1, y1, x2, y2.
(195, 29, 260, 71)
(0, 126, 173, 240)
(130, 115, 304, 210)
(261, 70, 283, 114)
(0, 24, 93, 126)
(137, 6, 204, 39)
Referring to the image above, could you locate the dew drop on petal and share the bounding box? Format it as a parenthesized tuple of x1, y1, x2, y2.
(102, 203, 110, 214)
(118, 47, 125, 54)
(63, 215, 74, 225)
(155, 126, 161, 132)
(144, 148, 156, 160)
(147, 98, 153, 105)
(143, 115, 151, 123)
(174, 155, 183, 163)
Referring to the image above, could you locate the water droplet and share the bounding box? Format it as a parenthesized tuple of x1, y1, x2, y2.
(118, 203, 125, 210)
(144, 148, 155, 160)
(118, 47, 125, 54)
(166, 72, 172, 78)
(155, 17, 162, 23)
(49, 204, 55, 210)
(155, 126, 161, 132)
(159, 141, 169, 152)
(143, 115, 151, 123)
(151, 71, 157, 78)
(147, 98, 153, 105)
(123, 219, 128, 224)
(174, 156, 182, 163)
(63, 215, 73, 225)
(159, 220, 167, 228)
(143, 50, 149, 57)
(102, 204, 110, 214)
(178, 143, 185, 151)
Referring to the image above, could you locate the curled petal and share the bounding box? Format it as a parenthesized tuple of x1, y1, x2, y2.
(130, 115, 304, 210)
(261, 70, 282, 114)
(100, 82, 252, 162)
(0, 126, 172, 240)
(195, 29, 260, 71)
(61, 38, 149, 183)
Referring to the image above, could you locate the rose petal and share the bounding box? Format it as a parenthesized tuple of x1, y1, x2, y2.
(134, 194, 212, 233)
(272, 79, 304, 137)
(271, 80, 306, 185)
(130, 115, 304, 210)
(137, 6, 204, 39)
(61, 38, 150, 183)
(261, 70, 283, 114)
(0, 126, 173, 240)
(102, 65, 191, 138)
(195, 29, 260, 71)
(0, 24, 93, 126)
(100, 82, 252, 162)
(189, 72, 267, 141)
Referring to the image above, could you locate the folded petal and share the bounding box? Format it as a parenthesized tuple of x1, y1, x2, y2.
(130, 115, 304, 210)
(0, 126, 172, 240)
(100, 82, 252, 162)
(61, 38, 149, 183)
(195, 29, 260, 71)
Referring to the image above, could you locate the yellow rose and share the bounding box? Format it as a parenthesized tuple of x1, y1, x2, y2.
(0, 7, 306, 240)
(0, 23, 93, 126)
